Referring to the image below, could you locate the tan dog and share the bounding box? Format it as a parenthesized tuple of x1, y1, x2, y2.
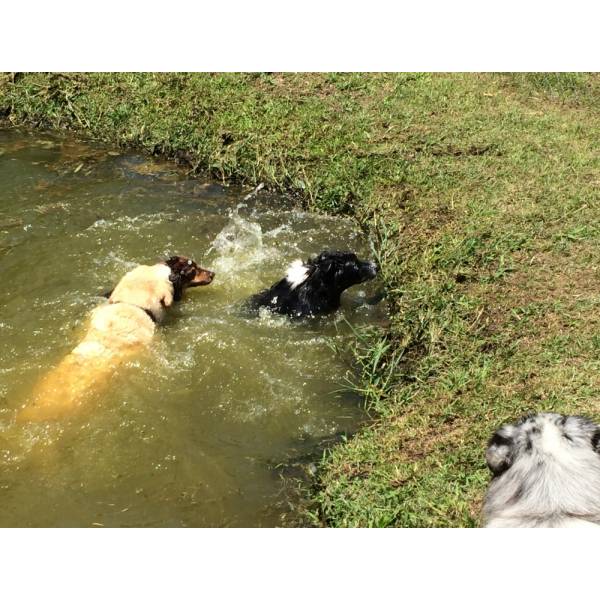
(17, 256, 214, 422)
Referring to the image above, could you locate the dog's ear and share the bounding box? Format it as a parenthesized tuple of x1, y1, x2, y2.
(165, 256, 188, 301)
(169, 272, 184, 302)
(165, 256, 182, 268)
(486, 429, 516, 476)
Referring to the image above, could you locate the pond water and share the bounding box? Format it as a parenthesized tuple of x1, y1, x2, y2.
(0, 129, 383, 527)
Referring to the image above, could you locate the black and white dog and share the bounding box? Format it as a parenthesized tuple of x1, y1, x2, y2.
(483, 413, 600, 528)
(247, 250, 378, 318)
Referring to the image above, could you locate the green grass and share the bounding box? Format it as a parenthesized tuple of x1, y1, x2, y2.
(2, 72, 599, 526)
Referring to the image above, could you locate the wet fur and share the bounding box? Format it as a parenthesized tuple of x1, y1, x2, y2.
(483, 413, 600, 528)
(17, 256, 214, 422)
(247, 250, 378, 318)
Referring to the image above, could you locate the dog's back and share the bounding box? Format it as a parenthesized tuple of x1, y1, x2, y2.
(246, 274, 327, 318)
(483, 413, 600, 528)
(71, 302, 156, 359)
(17, 298, 159, 422)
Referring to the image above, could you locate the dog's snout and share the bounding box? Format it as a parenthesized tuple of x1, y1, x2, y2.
(191, 268, 215, 286)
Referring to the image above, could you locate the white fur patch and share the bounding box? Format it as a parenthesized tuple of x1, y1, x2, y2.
(541, 422, 568, 458)
(154, 263, 172, 281)
(285, 259, 309, 290)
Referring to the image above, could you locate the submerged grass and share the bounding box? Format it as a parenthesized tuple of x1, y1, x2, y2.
(1, 72, 599, 526)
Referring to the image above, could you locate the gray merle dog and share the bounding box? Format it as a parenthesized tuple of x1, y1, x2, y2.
(483, 412, 600, 528)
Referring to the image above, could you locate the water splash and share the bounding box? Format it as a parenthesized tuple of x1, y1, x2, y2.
(207, 205, 279, 288)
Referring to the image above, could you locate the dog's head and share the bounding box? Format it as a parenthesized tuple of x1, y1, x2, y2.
(164, 255, 215, 301)
(293, 250, 378, 292)
(485, 413, 600, 478)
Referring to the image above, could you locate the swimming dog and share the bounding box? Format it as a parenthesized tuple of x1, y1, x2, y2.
(483, 412, 600, 528)
(17, 256, 214, 422)
(247, 250, 378, 318)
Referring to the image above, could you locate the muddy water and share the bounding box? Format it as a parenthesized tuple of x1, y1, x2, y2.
(0, 129, 383, 527)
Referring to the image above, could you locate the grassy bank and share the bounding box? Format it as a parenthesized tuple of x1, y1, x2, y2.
(2, 73, 599, 526)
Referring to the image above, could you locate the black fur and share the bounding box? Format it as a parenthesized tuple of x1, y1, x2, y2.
(486, 432, 515, 476)
(592, 430, 600, 452)
(247, 250, 378, 318)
